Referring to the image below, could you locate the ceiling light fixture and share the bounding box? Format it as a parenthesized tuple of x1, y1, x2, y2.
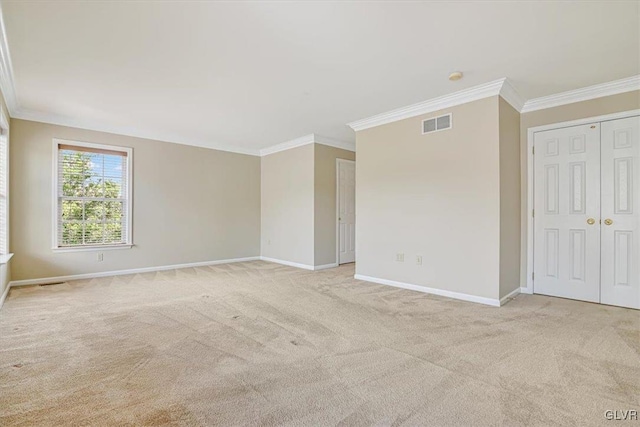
(448, 71, 463, 81)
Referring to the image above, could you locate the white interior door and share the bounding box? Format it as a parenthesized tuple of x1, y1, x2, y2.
(338, 160, 355, 264)
(534, 123, 601, 302)
(600, 116, 640, 309)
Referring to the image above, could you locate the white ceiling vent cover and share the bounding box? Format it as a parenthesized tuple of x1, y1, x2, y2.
(422, 113, 452, 134)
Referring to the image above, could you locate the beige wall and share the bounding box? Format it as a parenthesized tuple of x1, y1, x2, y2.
(519, 90, 640, 287)
(499, 98, 521, 298)
(10, 119, 261, 281)
(261, 144, 315, 266)
(261, 143, 356, 268)
(9, 86, 634, 297)
(314, 144, 355, 266)
(356, 96, 503, 300)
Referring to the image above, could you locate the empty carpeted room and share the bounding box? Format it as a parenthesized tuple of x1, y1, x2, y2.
(0, 1, 639, 426)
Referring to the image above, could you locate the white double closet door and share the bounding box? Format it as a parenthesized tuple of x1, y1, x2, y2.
(534, 116, 640, 309)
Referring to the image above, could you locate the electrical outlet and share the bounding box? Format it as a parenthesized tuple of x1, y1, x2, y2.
(396, 253, 404, 262)
(97, 253, 104, 262)
(416, 255, 423, 265)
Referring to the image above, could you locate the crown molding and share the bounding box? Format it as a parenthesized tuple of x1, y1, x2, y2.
(347, 75, 640, 131)
(259, 134, 315, 156)
(499, 78, 525, 112)
(1, 0, 635, 158)
(259, 133, 355, 157)
(13, 109, 261, 156)
(347, 78, 507, 132)
(0, 3, 18, 116)
(313, 135, 356, 153)
(521, 75, 640, 113)
(14, 108, 358, 158)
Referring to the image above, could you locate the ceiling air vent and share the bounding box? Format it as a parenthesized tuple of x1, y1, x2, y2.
(422, 113, 452, 134)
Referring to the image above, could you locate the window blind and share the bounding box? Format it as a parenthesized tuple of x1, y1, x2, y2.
(56, 143, 130, 248)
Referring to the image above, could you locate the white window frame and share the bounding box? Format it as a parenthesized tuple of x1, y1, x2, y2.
(0, 108, 10, 263)
(52, 138, 133, 252)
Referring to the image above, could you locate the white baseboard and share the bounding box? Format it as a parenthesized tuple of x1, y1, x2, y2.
(499, 287, 521, 306)
(353, 274, 501, 307)
(313, 263, 338, 271)
(520, 286, 534, 295)
(8, 256, 261, 287)
(0, 283, 10, 311)
(259, 257, 338, 271)
(259, 256, 315, 270)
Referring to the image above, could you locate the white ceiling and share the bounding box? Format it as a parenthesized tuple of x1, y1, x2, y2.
(1, 1, 638, 154)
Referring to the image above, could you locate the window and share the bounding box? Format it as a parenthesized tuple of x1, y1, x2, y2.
(53, 139, 132, 250)
(0, 112, 8, 256)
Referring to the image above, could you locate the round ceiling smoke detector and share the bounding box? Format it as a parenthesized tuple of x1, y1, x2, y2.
(448, 72, 463, 81)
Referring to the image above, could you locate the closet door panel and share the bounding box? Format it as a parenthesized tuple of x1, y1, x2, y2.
(533, 123, 601, 302)
(601, 116, 640, 309)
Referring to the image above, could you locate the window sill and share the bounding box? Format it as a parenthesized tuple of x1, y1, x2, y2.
(0, 253, 13, 264)
(52, 244, 133, 253)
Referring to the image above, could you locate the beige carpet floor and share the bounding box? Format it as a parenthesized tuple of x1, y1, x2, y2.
(0, 261, 638, 426)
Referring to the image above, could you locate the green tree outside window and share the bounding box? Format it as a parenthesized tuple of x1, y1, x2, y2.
(60, 150, 125, 246)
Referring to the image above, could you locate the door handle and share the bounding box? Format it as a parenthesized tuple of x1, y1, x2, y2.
(587, 218, 595, 225)
(604, 219, 613, 226)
